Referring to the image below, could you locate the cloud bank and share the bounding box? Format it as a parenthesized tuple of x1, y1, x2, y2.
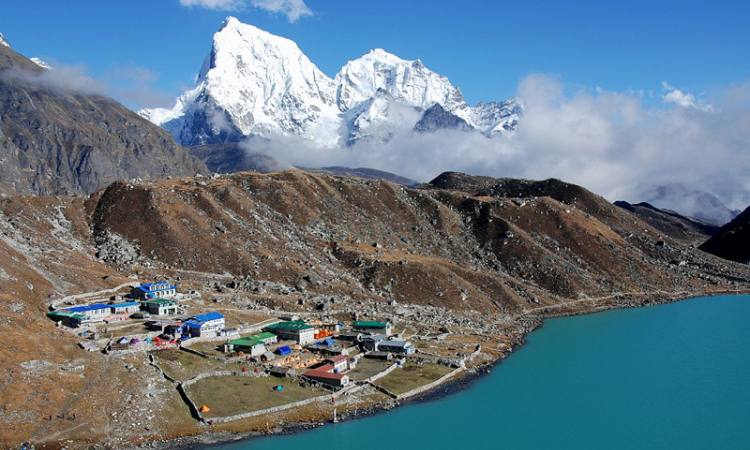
(0, 61, 174, 110)
(179, 0, 313, 22)
(243, 75, 750, 218)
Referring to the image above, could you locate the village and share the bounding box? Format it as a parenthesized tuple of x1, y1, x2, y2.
(46, 280, 485, 424)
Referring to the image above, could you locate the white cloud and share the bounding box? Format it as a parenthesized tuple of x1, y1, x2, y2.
(0, 62, 107, 95)
(0, 61, 175, 110)
(241, 75, 750, 218)
(250, 0, 312, 22)
(662, 81, 714, 112)
(179, 0, 313, 22)
(179, 0, 243, 9)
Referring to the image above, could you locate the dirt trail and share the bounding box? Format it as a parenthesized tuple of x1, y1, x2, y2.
(514, 288, 746, 320)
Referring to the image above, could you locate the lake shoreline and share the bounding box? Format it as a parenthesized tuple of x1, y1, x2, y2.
(132, 287, 749, 450)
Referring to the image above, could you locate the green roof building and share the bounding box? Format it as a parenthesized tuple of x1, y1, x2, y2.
(225, 332, 278, 355)
(47, 310, 86, 328)
(353, 320, 393, 336)
(142, 298, 177, 316)
(264, 320, 314, 331)
(263, 320, 316, 344)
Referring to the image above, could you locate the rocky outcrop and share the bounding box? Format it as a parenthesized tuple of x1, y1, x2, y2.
(414, 103, 473, 133)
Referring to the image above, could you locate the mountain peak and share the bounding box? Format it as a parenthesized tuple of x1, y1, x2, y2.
(335, 47, 467, 113)
(143, 17, 339, 147)
(221, 15, 242, 28)
(365, 48, 405, 62)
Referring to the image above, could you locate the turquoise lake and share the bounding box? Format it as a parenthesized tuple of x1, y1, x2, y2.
(208, 295, 750, 450)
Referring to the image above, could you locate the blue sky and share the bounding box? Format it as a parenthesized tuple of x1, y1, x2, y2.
(1, 0, 748, 109)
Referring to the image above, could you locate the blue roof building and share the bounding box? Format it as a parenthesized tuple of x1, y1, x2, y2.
(182, 311, 225, 337)
(131, 281, 177, 300)
(60, 303, 111, 323)
(110, 301, 140, 315)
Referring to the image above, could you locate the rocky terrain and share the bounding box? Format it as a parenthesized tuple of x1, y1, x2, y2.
(0, 42, 205, 195)
(700, 205, 750, 263)
(614, 201, 719, 245)
(1, 169, 749, 448)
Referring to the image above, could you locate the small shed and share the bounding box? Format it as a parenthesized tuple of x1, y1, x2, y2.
(275, 345, 292, 356)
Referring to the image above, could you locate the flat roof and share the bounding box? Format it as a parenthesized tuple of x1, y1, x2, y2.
(136, 281, 176, 292)
(63, 303, 110, 313)
(264, 320, 314, 332)
(111, 301, 140, 308)
(47, 311, 85, 319)
(188, 311, 224, 323)
(143, 298, 177, 306)
(353, 320, 390, 328)
(228, 336, 264, 347)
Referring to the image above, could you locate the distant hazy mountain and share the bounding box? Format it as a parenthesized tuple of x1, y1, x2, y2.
(636, 184, 740, 226)
(140, 17, 522, 149)
(0, 38, 204, 195)
(614, 201, 719, 245)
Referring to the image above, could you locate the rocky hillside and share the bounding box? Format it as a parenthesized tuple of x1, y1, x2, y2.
(88, 170, 750, 311)
(614, 201, 719, 245)
(0, 43, 205, 195)
(699, 206, 750, 263)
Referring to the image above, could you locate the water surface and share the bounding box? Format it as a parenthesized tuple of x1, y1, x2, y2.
(209, 295, 750, 450)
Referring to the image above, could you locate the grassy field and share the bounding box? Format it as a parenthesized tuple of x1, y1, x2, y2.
(152, 349, 229, 381)
(187, 375, 326, 418)
(374, 363, 453, 396)
(188, 340, 227, 357)
(347, 357, 393, 381)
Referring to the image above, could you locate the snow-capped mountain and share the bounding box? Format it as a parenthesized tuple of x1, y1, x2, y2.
(342, 88, 422, 145)
(30, 57, 51, 69)
(334, 48, 468, 115)
(142, 17, 340, 146)
(469, 100, 523, 136)
(414, 103, 473, 133)
(636, 183, 741, 226)
(140, 17, 522, 148)
(0, 33, 9, 48)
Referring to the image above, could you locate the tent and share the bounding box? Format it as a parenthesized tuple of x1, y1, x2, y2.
(276, 345, 292, 356)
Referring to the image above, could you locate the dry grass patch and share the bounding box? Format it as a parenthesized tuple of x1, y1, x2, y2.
(347, 357, 393, 381)
(374, 362, 453, 395)
(152, 349, 227, 381)
(186, 375, 326, 418)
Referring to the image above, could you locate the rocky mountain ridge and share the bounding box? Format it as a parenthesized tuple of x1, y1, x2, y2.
(614, 200, 719, 245)
(0, 39, 206, 195)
